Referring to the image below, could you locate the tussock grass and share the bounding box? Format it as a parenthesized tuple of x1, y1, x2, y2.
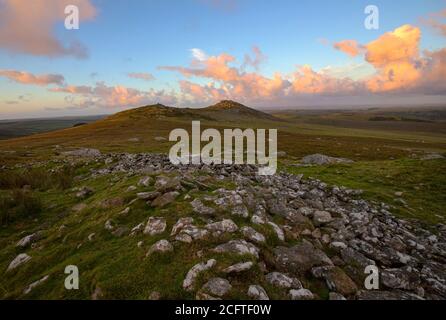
(0, 189, 42, 225)
(0, 166, 75, 190)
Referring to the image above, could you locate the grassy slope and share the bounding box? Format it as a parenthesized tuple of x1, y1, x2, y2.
(0, 103, 445, 299)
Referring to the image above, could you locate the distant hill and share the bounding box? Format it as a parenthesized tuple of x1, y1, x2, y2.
(0, 101, 282, 152)
(0, 115, 105, 140)
(199, 100, 281, 122)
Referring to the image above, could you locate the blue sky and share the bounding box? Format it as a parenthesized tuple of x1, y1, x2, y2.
(0, 0, 445, 119)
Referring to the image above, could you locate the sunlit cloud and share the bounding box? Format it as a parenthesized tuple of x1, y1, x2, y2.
(333, 40, 364, 57)
(0, 0, 96, 58)
(50, 82, 178, 108)
(0, 69, 65, 86)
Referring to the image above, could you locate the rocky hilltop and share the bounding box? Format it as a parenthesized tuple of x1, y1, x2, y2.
(2, 149, 445, 300)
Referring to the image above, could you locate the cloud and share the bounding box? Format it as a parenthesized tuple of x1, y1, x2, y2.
(291, 65, 362, 95)
(127, 72, 155, 81)
(0, 0, 96, 58)
(190, 48, 208, 62)
(333, 40, 364, 57)
(242, 46, 267, 71)
(421, 8, 446, 37)
(0, 69, 65, 86)
(365, 24, 422, 92)
(50, 82, 178, 108)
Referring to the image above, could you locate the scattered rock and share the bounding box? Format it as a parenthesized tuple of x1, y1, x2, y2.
(241, 226, 266, 243)
(274, 241, 333, 275)
(76, 186, 94, 199)
(137, 191, 161, 200)
(301, 154, 353, 165)
(16, 233, 40, 248)
(183, 259, 217, 291)
(23, 275, 49, 295)
(191, 199, 216, 215)
(151, 191, 179, 208)
(265, 272, 302, 289)
(289, 288, 314, 300)
(223, 261, 253, 273)
(7, 253, 31, 271)
(311, 266, 358, 296)
(247, 285, 269, 300)
(144, 217, 167, 236)
(213, 239, 260, 258)
(206, 219, 239, 234)
(146, 239, 173, 256)
(200, 277, 232, 297)
(62, 148, 101, 158)
(313, 210, 333, 226)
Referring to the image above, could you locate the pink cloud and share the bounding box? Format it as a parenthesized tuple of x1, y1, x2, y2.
(333, 40, 364, 57)
(127, 72, 155, 81)
(0, 69, 65, 86)
(50, 82, 178, 108)
(0, 0, 96, 58)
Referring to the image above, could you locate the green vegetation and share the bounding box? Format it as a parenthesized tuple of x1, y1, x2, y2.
(0, 102, 445, 299)
(284, 158, 446, 224)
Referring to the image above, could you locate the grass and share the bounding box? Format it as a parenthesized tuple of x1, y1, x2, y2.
(283, 158, 446, 225)
(0, 103, 445, 299)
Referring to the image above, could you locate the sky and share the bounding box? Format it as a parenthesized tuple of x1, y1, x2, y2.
(0, 0, 446, 119)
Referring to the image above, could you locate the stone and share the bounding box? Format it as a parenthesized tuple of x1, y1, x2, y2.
(289, 288, 314, 300)
(7, 253, 31, 271)
(213, 240, 260, 258)
(23, 275, 49, 295)
(311, 266, 358, 296)
(268, 221, 285, 241)
(329, 242, 348, 251)
(340, 248, 375, 269)
(231, 205, 249, 218)
(329, 292, 347, 300)
(146, 239, 173, 256)
(183, 259, 217, 291)
(99, 197, 124, 208)
(206, 219, 239, 234)
(191, 199, 216, 215)
(137, 191, 160, 200)
(138, 176, 153, 187)
(356, 290, 424, 300)
(154, 176, 180, 192)
(16, 233, 40, 248)
(241, 226, 266, 243)
(248, 285, 269, 300)
(151, 191, 179, 208)
(171, 217, 194, 235)
(175, 233, 193, 243)
(62, 148, 101, 158)
(144, 217, 167, 236)
(313, 210, 333, 226)
(265, 272, 302, 289)
(200, 277, 232, 297)
(251, 215, 267, 225)
(112, 226, 129, 237)
(274, 241, 333, 275)
(149, 291, 161, 300)
(76, 186, 94, 199)
(301, 154, 353, 165)
(223, 261, 253, 273)
(104, 220, 114, 231)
